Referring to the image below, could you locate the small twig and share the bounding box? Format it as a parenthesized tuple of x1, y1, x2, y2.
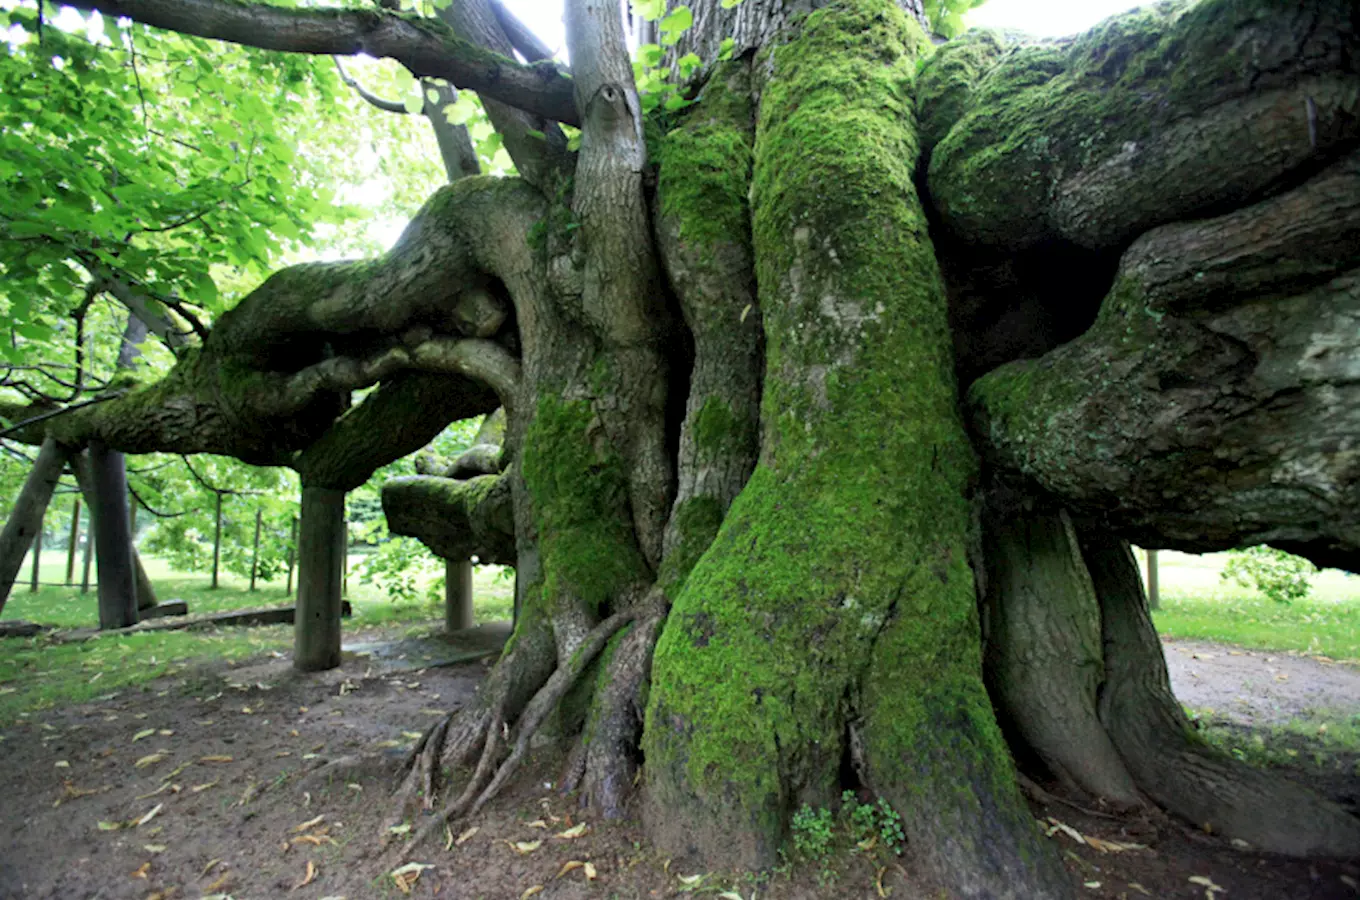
(333, 57, 411, 115)
(129, 484, 187, 519)
(180, 455, 262, 496)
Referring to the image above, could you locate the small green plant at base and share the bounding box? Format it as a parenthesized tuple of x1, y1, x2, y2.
(842, 791, 905, 854)
(1221, 546, 1317, 604)
(790, 803, 834, 862)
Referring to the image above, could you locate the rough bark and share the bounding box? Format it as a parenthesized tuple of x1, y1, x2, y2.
(970, 149, 1360, 569)
(294, 485, 346, 672)
(1077, 528, 1360, 857)
(382, 472, 515, 565)
(644, 3, 1070, 895)
(88, 440, 138, 629)
(67, 0, 581, 125)
(924, 0, 1360, 252)
(982, 506, 1143, 808)
(0, 438, 69, 615)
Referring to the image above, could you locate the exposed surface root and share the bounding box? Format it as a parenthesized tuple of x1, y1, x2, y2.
(1078, 528, 1360, 858)
(580, 601, 666, 818)
(400, 608, 639, 854)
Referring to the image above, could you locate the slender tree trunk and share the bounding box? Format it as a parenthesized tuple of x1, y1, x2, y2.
(29, 527, 42, 592)
(0, 437, 70, 615)
(128, 496, 157, 611)
(88, 440, 138, 629)
(294, 485, 346, 672)
(211, 492, 222, 590)
(250, 507, 262, 591)
(286, 515, 297, 596)
(80, 495, 93, 595)
(133, 549, 159, 610)
(445, 558, 473, 631)
(65, 498, 80, 586)
(1145, 549, 1159, 609)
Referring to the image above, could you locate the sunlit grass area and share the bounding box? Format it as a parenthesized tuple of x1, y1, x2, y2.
(1147, 550, 1360, 661)
(0, 550, 515, 724)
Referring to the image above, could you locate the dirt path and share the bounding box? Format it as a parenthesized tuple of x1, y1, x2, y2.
(1163, 637, 1360, 726)
(0, 629, 1357, 899)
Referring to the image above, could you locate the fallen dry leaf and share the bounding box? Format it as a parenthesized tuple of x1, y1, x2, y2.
(132, 728, 156, 743)
(136, 803, 164, 827)
(520, 887, 543, 900)
(1189, 875, 1225, 897)
(190, 780, 219, 793)
(557, 822, 589, 839)
(199, 755, 233, 764)
(526, 819, 548, 829)
(292, 815, 325, 833)
(294, 860, 317, 889)
(556, 861, 584, 879)
(200, 858, 222, 877)
(96, 820, 124, 832)
(876, 865, 889, 898)
(135, 753, 168, 770)
(131, 862, 151, 879)
(508, 840, 543, 854)
(1128, 884, 1152, 897)
(583, 862, 597, 881)
(390, 862, 433, 895)
(455, 826, 478, 846)
(677, 873, 705, 886)
(204, 872, 231, 893)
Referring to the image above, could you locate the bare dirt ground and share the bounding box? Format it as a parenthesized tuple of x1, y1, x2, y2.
(0, 630, 1357, 900)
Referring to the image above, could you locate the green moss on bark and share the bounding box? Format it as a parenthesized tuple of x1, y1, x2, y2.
(521, 396, 648, 616)
(643, 2, 1045, 881)
(655, 61, 755, 251)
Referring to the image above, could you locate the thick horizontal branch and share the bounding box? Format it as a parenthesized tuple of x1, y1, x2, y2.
(67, 0, 580, 126)
(382, 472, 515, 565)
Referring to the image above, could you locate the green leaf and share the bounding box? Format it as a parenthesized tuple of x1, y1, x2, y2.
(632, 0, 665, 22)
(677, 53, 702, 80)
(441, 94, 479, 125)
(717, 37, 736, 61)
(403, 92, 424, 115)
(719, 0, 743, 8)
(636, 43, 664, 68)
(659, 5, 693, 46)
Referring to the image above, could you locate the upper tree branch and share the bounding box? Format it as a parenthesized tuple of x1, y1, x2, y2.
(489, 0, 557, 63)
(333, 56, 410, 115)
(66, 0, 580, 126)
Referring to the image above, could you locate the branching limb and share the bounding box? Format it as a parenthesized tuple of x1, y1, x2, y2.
(489, 0, 557, 62)
(333, 56, 409, 114)
(65, 0, 581, 125)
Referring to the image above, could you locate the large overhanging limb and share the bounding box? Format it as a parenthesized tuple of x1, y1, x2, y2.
(66, 0, 581, 127)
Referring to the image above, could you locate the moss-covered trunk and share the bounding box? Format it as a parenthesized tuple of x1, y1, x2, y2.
(642, 2, 1069, 894)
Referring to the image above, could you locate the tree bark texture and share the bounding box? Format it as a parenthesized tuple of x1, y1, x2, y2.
(0, 438, 68, 614)
(294, 485, 347, 672)
(644, 4, 1069, 894)
(6, 0, 1360, 893)
(1077, 528, 1360, 856)
(88, 440, 138, 629)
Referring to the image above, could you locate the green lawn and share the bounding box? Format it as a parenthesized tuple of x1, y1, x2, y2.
(1148, 550, 1360, 661)
(0, 550, 515, 724)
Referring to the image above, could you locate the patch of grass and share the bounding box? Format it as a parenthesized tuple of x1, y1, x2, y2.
(1145, 551, 1360, 661)
(1, 553, 514, 725)
(0, 625, 292, 725)
(1189, 708, 1360, 774)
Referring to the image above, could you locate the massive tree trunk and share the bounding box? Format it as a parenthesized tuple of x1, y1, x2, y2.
(9, 0, 1360, 894)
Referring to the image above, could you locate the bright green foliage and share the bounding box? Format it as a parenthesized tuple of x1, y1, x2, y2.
(923, 0, 988, 38)
(1222, 546, 1317, 605)
(136, 455, 299, 582)
(0, 7, 357, 364)
(790, 804, 835, 862)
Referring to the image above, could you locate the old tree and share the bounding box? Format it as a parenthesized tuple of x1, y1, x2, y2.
(3, 0, 1359, 894)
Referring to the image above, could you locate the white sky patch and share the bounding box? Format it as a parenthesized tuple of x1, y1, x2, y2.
(966, 0, 1154, 37)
